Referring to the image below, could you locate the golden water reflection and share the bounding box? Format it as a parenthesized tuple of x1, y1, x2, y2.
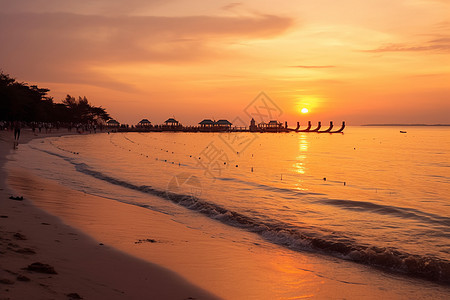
(293, 134, 309, 175)
(292, 134, 310, 192)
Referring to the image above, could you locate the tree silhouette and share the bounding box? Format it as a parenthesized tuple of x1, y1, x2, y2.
(62, 95, 110, 123)
(1, 71, 110, 123)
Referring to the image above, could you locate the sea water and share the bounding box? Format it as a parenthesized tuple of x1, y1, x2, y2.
(6, 126, 450, 298)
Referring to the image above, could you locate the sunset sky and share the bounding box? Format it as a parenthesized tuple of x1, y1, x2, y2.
(1, 0, 449, 125)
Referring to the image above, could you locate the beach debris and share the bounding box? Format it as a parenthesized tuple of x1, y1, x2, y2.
(8, 242, 19, 249)
(4, 269, 18, 276)
(135, 238, 157, 244)
(13, 233, 27, 240)
(66, 292, 83, 299)
(9, 196, 23, 201)
(0, 278, 14, 285)
(16, 274, 30, 282)
(15, 247, 36, 255)
(25, 262, 57, 274)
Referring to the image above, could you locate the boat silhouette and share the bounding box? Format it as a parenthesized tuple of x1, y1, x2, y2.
(285, 121, 345, 133)
(297, 121, 312, 132)
(330, 121, 345, 133)
(309, 121, 322, 132)
(318, 121, 333, 133)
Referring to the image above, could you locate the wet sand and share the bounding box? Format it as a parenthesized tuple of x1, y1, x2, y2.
(0, 129, 218, 299)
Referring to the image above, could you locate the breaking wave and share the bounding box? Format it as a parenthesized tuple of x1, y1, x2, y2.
(36, 147, 450, 285)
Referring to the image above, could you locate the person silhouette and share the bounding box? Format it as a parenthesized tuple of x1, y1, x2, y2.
(13, 121, 21, 141)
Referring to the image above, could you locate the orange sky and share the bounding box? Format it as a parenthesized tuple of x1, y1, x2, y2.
(1, 0, 449, 125)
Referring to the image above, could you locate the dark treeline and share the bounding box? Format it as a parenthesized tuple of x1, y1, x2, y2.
(0, 71, 110, 124)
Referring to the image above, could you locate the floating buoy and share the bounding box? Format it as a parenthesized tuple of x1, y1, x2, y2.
(323, 177, 327, 181)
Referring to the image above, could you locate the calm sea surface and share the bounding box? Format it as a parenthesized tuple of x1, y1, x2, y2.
(7, 126, 450, 295)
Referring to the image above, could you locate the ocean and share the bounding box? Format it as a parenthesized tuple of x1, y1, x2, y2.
(6, 126, 450, 299)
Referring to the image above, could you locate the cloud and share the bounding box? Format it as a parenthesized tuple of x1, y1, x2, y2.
(363, 35, 450, 53)
(429, 37, 450, 43)
(222, 2, 243, 11)
(364, 44, 450, 53)
(0, 12, 293, 61)
(289, 65, 335, 68)
(407, 73, 449, 78)
(0, 0, 167, 15)
(0, 12, 293, 89)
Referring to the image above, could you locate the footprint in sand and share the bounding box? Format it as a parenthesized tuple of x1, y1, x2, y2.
(13, 233, 27, 240)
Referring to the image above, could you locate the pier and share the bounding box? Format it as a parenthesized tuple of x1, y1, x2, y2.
(109, 118, 346, 134)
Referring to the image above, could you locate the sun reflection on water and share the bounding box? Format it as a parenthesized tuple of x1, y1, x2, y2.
(294, 134, 309, 175)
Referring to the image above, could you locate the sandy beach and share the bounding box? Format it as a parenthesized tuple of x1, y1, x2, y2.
(0, 129, 218, 300)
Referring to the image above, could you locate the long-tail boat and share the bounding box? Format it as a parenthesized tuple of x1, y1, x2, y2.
(286, 121, 345, 133)
(309, 121, 322, 132)
(297, 121, 312, 132)
(286, 122, 300, 132)
(318, 121, 333, 133)
(330, 121, 345, 133)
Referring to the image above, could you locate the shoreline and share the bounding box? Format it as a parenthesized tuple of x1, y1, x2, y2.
(0, 129, 219, 299)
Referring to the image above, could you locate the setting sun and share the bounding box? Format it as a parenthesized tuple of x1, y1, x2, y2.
(301, 108, 309, 114)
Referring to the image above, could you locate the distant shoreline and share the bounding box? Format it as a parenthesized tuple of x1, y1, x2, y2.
(362, 124, 450, 127)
